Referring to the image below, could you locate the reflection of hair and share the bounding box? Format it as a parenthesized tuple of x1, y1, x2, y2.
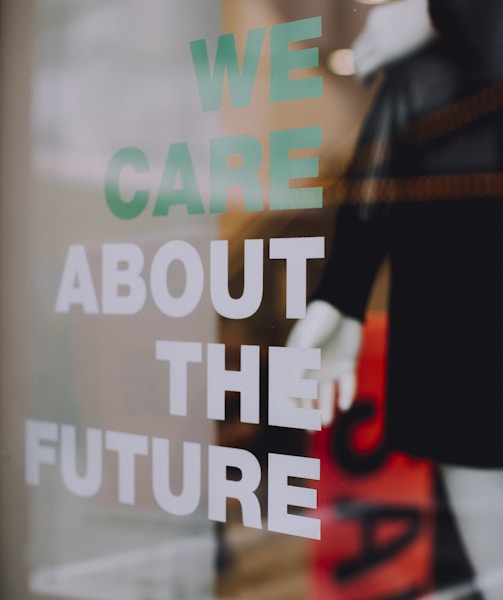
(321, 81, 503, 207)
(333, 173, 503, 206)
(401, 81, 503, 144)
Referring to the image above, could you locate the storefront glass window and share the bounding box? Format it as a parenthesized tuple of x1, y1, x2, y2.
(3, 1, 502, 598)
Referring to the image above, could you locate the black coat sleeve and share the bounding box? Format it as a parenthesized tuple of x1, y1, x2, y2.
(313, 75, 408, 321)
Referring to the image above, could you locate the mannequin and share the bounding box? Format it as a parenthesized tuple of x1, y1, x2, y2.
(352, 0, 435, 82)
(287, 0, 436, 425)
(288, 0, 503, 597)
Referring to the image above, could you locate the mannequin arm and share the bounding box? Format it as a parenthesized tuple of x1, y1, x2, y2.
(286, 300, 362, 427)
(353, 0, 436, 82)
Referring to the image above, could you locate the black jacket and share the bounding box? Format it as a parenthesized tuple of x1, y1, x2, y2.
(314, 28, 503, 466)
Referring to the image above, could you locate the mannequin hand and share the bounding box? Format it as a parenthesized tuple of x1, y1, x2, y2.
(353, 0, 435, 82)
(286, 300, 362, 427)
